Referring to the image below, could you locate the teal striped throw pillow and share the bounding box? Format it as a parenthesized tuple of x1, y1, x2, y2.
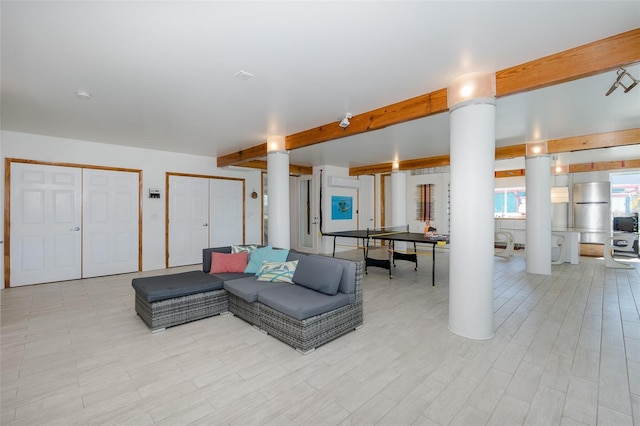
(256, 260, 298, 283)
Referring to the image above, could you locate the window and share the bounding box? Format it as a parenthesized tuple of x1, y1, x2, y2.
(495, 187, 526, 217)
(611, 172, 640, 214)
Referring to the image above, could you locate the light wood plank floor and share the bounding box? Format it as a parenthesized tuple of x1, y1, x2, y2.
(1, 249, 639, 425)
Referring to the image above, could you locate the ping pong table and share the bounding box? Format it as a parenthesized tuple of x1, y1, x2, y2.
(323, 226, 449, 286)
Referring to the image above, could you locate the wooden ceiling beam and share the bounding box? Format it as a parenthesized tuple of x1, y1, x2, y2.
(569, 158, 640, 173)
(350, 129, 639, 175)
(495, 169, 526, 178)
(496, 28, 640, 96)
(547, 128, 640, 153)
(232, 160, 313, 175)
(217, 143, 267, 168)
(286, 89, 448, 151)
(495, 145, 527, 160)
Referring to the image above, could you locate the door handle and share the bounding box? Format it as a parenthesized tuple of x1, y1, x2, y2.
(70, 226, 80, 231)
(203, 223, 208, 227)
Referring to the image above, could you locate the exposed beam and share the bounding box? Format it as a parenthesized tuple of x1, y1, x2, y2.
(495, 159, 640, 177)
(286, 89, 448, 151)
(569, 158, 640, 173)
(233, 160, 313, 175)
(350, 130, 639, 175)
(217, 143, 267, 168)
(349, 163, 395, 176)
(496, 28, 640, 97)
(548, 128, 640, 153)
(495, 145, 526, 160)
(495, 169, 525, 178)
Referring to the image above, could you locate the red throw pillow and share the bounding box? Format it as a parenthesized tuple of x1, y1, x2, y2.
(210, 251, 248, 274)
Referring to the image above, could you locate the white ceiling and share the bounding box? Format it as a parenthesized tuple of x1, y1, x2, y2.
(2, 1, 639, 170)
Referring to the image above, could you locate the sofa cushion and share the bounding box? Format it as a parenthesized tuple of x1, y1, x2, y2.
(202, 246, 232, 273)
(244, 246, 289, 274)
(231, 244, 259, 254)
(293, 256, 343, 296)
(310, 255, 357, 297)
(286, 250, 309, 262)
(223, 276, 291, 303)
(257, 260, 298, 283)
(258, 285, 350, 320)
(210, 251, 248, 273)
(132, 271, 224, 303)
(210, 272, 255, 281)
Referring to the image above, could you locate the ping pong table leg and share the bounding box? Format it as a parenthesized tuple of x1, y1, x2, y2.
(413, 242, 418, 271)
(432, 243, 436, 287)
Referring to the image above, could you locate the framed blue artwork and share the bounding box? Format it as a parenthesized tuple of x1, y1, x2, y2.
(331, 195, 352, 220)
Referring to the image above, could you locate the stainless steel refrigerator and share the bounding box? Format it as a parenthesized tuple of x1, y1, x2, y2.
(573, 182, 611, 243)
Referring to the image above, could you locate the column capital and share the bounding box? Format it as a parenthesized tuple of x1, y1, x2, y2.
(447, 72, 496, 111)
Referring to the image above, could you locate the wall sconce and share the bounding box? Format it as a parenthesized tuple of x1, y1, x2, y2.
(605, 67, 639, 96)
(552, 164, 569, 175)
(391, 161, 400, 172)
(267, 135, 286, 153)
(525, 140, 548, 157)
(551, 186, 569, 203)
(447, 72, 496, 109)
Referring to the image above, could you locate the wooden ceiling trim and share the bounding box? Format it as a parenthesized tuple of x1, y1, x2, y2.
(496, 28, 640, 97)
(547, 128, 640, 153)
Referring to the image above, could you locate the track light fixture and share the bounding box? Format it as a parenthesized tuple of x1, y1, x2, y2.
(605, 67, 639, 96)
(339, 113, 352, 129)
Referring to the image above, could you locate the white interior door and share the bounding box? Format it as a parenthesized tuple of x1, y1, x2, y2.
(210, 179, 243, 247)
(10, 163, 82, 286)
(358, 175, 375, 231)
(83, 169, 139, 278)
(297, 175, 318, 253)
(168, 175, 209, 267)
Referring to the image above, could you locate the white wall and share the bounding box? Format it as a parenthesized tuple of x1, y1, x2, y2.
(2, 131, 263, 272)
(318, 165, 358, 254)
(406, 173, 450, 234)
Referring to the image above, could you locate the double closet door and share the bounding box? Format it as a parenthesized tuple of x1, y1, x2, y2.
(168, 175, 244, 267)
(9, 162, 140, 287)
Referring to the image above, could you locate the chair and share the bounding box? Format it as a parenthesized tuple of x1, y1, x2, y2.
(551, 234, 566, 265)
(494, 231, 514, 258)
(603, 236, 635, 269)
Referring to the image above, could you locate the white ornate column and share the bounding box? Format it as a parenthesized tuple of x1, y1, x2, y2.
(390, 162, 407, 249)
(267, 136, 290, 249)
(525, 142, 551, 274)
(448, 72, 496, 340)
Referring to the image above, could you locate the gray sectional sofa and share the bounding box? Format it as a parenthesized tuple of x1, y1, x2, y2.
(132, 246, 363, 354)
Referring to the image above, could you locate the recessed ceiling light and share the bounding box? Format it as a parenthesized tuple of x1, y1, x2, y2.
(75, 90, 92, 100)
(235, 70, 253, 81)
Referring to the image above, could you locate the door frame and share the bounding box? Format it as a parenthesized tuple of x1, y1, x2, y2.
(4, 158, 143, 288)
(165, 172, 246, 268)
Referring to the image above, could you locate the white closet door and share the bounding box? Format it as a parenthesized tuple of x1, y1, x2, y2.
(210, 179, 243, 247)
(10, 163, 82, 286)
(83, 169, 139, 278)
(168, 175, 209, 267)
